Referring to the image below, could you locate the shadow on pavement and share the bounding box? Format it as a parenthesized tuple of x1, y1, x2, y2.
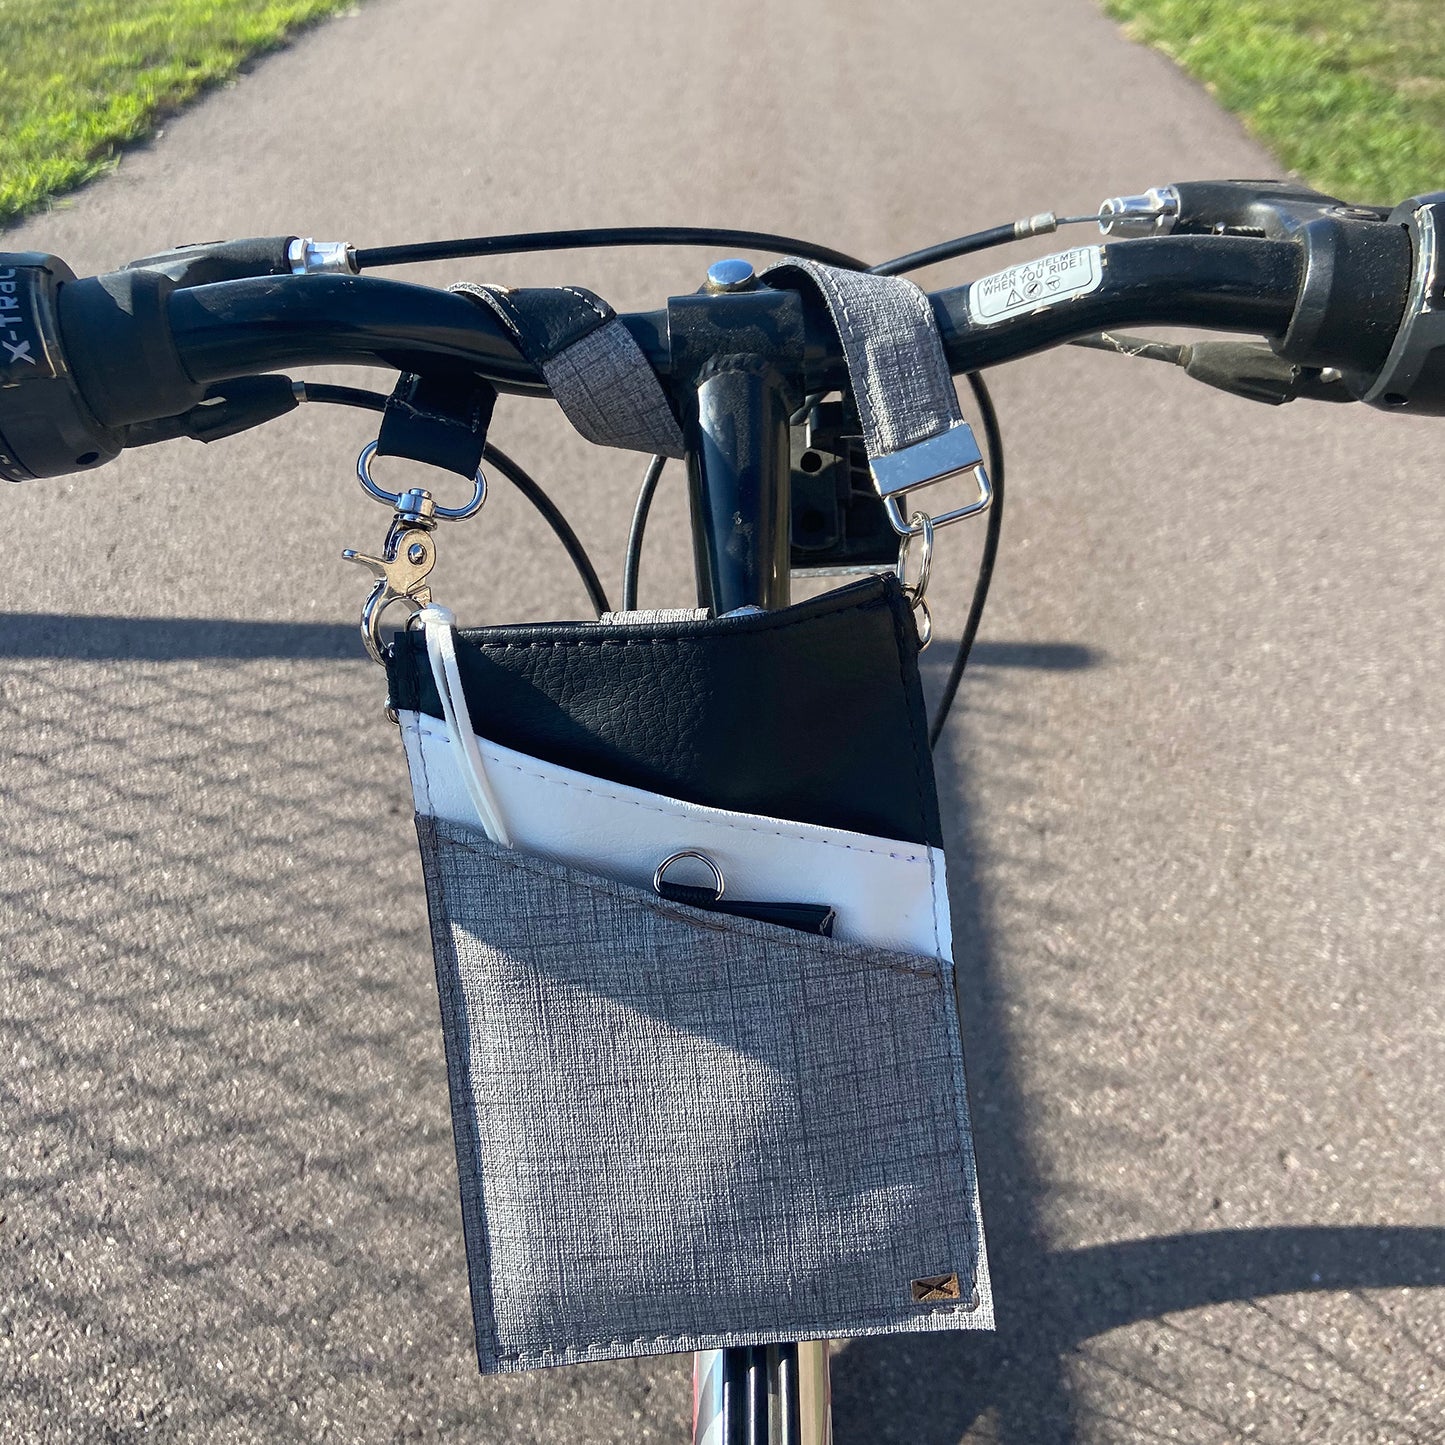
(832, 1225, 1445, 1444)
(830, 648, 1445, 1445)
(0, 613, 366, 660)
(22, 618, 1435, 1441)
(0, 612, 1101, 669)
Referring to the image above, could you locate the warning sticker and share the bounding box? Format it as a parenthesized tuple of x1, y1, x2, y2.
(968, 247, 1104, 326)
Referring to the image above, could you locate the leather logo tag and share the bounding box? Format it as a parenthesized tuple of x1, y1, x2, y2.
(911, 1273, 961, 1303)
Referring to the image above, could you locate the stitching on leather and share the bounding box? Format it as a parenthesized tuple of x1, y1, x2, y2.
(454, 282, 528, 351)
(936, 957, 984, 1292)
(411, 716, 436, 817)
(405, 722, 928, 865)
(490, 1299, 981, 1364)
(461, 591, 883, 648)
(926, 846, 943, 960)
(885, 590, 938, 872)
(828, 281, 874, 441)
(559, 285, 609, 323)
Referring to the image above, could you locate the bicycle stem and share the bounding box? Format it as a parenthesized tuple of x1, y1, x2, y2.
(669, 281, 807, 614)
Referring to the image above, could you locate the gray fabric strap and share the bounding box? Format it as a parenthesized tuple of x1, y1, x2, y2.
(763, 259, 963, 453)
(540, 318, 686, 458)
(762, 260, 988, 534)
(453, 282, 685, 460)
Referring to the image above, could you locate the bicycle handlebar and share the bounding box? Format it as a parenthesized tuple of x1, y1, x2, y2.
(57, 235, 1392, 407)
(1, 182, 1440, 482)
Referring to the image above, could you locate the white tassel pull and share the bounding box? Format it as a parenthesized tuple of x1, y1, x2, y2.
(419, 605, 512, 846)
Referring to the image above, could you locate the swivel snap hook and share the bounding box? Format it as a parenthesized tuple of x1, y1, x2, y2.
(343, 443, 487, 665)
(343, 521, 439, 665)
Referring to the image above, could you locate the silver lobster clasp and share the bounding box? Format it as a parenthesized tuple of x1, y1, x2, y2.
(343, 524, 438, 664)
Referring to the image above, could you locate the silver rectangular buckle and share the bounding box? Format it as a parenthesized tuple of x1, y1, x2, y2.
(868, 422, 992, 536)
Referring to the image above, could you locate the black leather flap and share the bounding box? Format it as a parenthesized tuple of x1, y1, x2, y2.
(452, 284, 614, 363)
(388, 575, 941, 847)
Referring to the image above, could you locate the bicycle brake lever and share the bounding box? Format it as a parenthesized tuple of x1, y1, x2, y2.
(1180, 341, 1355, 405)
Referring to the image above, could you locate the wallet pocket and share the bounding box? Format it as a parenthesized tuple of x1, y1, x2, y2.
(417, 813, 992, 1374)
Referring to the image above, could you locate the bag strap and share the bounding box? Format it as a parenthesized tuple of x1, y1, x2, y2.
(452, 282, 686, 459)
(375, 370, 497, 479)
(762, 259, 991, 535)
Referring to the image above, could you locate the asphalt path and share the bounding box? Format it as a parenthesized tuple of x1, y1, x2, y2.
(2, 2, 1442, 1441)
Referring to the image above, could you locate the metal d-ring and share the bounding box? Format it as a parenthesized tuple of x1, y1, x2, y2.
(356, 440, 487, 519)
(653, 850, 726, 901)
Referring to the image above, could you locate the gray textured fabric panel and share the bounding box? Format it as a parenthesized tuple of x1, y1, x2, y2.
(541, 318, 687, 459)
(763, 260, 961, 454)
(416, 814, 993, 1375)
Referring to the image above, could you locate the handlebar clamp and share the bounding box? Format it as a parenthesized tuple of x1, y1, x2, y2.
(1348, 194, 1445, 415)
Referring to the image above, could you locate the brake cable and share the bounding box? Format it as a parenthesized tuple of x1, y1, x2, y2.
(621, 454, 668, 612)
(352, 215, 1098, 277)
(353, 227, 868, 273)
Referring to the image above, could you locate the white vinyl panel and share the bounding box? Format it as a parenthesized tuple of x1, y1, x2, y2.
(397, 710, 953, 960)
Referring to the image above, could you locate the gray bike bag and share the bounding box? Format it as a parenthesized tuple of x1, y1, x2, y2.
(386, 577, 993, 1372)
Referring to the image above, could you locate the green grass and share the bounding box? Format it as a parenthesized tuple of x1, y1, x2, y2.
(0, 0, 356, 224)
(1101, 0, 1445, 203)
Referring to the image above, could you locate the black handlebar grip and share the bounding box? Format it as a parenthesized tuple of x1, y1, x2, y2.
(0, 253, 123, 481)
(1170, 179, 1392, 239)
(57, 268, 206, 428)
(1348, 195, 1445, 413)
(1275, 215, 1413, 375)
(0, 239, 316, 479)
